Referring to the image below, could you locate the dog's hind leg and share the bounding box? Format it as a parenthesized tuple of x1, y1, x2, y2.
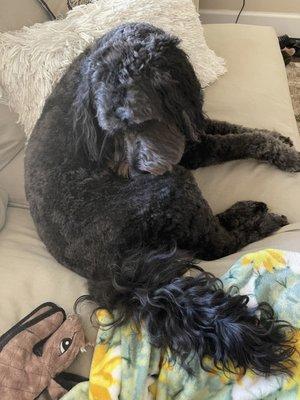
(86, 181, 292, 376)
(180, 129, 300, 171)
(217, 200, 269, 230)
(87, 170, 293, 377)
(191, 209, 287, 261)
(157, 171, 287, 260)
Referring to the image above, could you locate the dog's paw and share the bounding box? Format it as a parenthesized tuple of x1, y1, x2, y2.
(271, 132, 294, 147)
(257, 212, 288, 235)
(218, 200, 268, 230)
(232, 211, 288, 247)
(273, 150, 300, 172)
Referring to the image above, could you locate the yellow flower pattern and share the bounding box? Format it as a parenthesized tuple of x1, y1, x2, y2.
(284, 330, 300, 399)
(89, 310, 121, 400)
(241, 249, 286, 272)
(72, 249, 300, 400)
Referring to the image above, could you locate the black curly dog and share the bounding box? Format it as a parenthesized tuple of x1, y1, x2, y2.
(25, 23, 298, 375)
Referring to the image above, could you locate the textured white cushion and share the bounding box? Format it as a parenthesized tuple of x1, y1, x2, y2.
(0, 0, 225, 136)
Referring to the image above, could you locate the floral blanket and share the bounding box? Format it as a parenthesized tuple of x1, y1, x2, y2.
(62, 249, 300, 400)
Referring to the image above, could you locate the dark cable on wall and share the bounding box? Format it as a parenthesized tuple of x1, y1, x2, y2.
(36, 0, 56, 20)
(235, 0, 246, 23)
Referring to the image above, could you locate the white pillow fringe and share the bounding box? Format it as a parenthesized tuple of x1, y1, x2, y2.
(0, 0, 226, 136)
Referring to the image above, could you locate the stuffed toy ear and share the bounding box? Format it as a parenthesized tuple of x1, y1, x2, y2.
(0, 302, 65, 351)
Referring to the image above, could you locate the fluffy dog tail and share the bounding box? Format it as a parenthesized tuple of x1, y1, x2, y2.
(88, 247, 294, 375)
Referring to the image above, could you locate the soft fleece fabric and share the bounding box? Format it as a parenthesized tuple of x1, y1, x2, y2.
(62, 249, 300, 400)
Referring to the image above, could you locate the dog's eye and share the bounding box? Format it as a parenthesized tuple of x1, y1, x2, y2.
(60, 338, 72, 354)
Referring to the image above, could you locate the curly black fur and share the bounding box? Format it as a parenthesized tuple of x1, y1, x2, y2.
(25, 23, 299, 375)
(89, 247, 294, 375)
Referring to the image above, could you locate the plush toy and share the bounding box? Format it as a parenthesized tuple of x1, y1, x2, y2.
(278, 34, 299, 65)
(0, 302, 86, 400)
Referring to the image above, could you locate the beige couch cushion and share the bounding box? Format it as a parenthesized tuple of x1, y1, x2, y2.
(0, 102, 26, 207)
(191, 24, 300, 275)
(0, 103, 25, 172)
(0, 188, 8, 230)
(203, 25, 299, 141)
(0, 148, 27, 208)
(192, 24, 300, 224)
(0, 0, 49, 31)
(0, 206, 96, 377)
(0, 24, 300, 381)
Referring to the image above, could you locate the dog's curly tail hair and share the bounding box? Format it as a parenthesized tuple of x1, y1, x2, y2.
(88, 247, 295, 375)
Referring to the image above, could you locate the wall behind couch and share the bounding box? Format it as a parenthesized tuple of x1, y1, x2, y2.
(0, 0, 49, 31)
(199, 0, 300, 36)
(199, 0, 300, 13)
(1, 0, 201, 31)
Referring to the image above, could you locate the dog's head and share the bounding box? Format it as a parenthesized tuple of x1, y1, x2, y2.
(73, 23, 204, 175)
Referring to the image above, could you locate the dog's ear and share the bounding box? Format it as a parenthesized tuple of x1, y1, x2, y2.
(150, 44, 205, 141)
(72, 59, 101, 162)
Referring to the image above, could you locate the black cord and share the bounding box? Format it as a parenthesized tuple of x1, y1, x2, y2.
(36, 0, 56, 20)
(235, 0, 246, 23)
(67, 0, 73, 10)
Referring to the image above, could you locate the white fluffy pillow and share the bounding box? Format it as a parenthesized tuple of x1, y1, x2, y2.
(0, 0, 226, 136)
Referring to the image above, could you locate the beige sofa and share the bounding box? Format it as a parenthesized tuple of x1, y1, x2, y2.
(0, 19, 300, 380)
